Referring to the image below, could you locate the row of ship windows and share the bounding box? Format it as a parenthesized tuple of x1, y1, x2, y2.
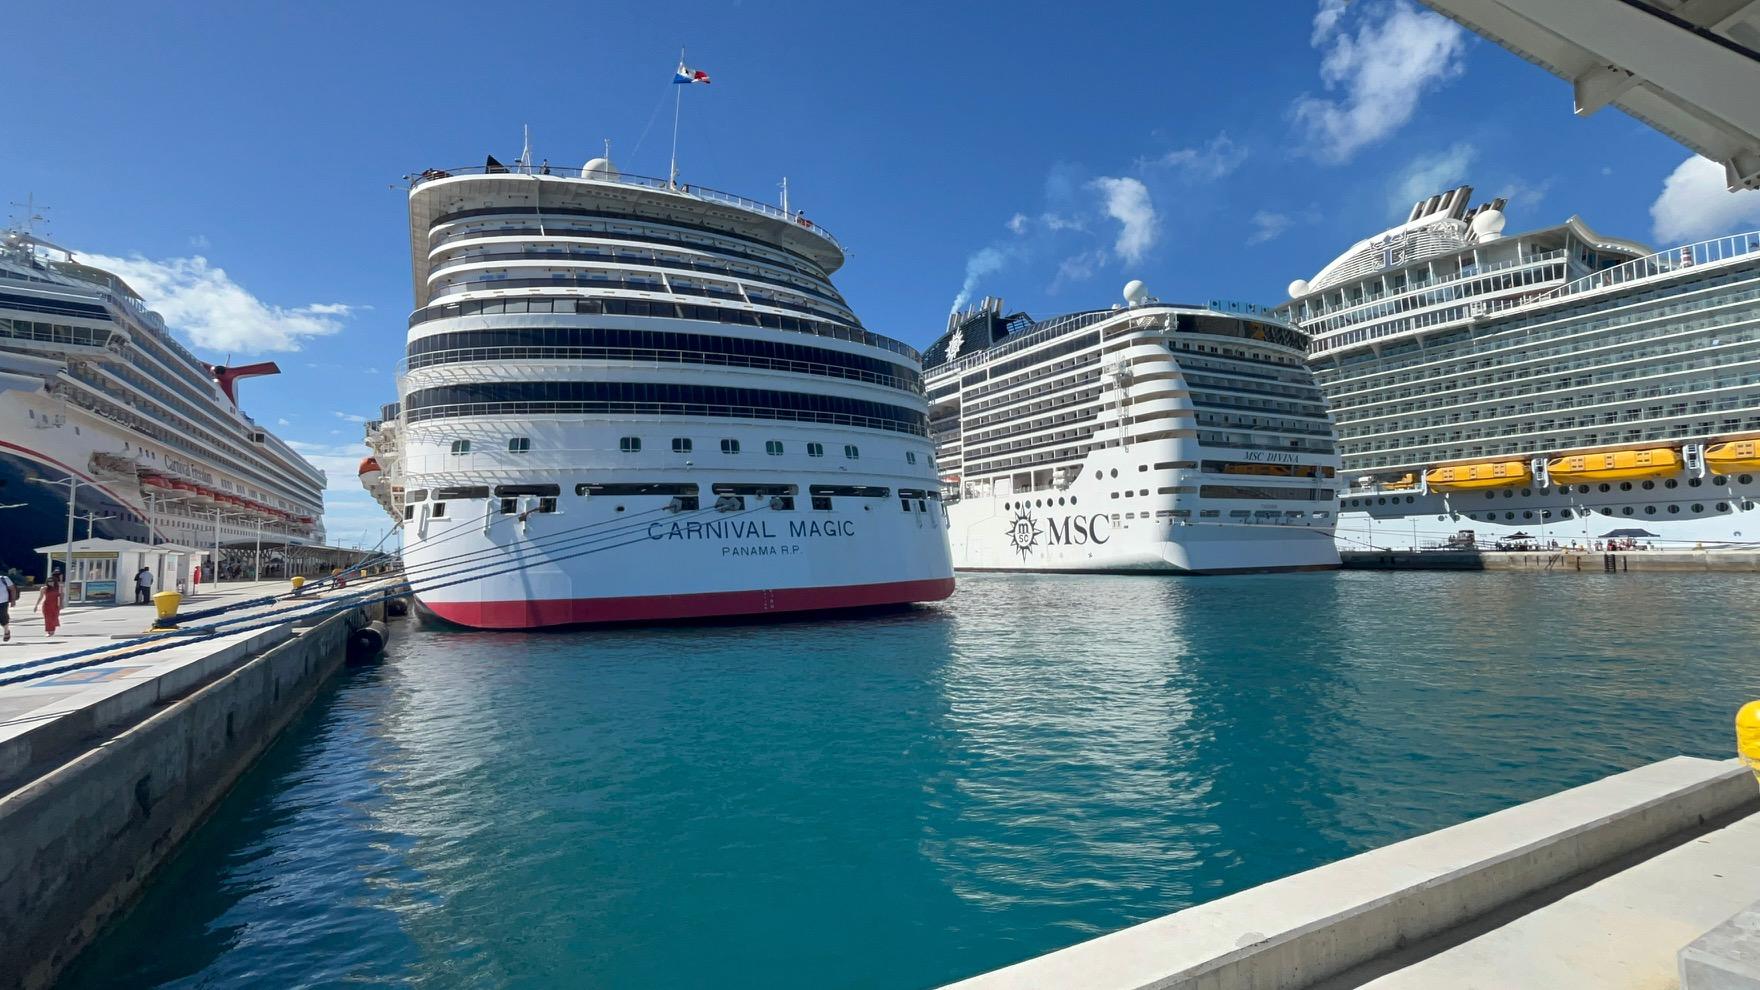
(405, 481, 938, 519)
(406, 326, 920, 391)
(430, 273, 852, 326)
(433, 244, 842, 305)
(431, 210, 827, 280)
(1104, 484, 1334, 501)
(1344, 474, 1754, 510)
(406, 383, 926, 435)
(1341, 407, 1760, 458)
(1437, 502, 1756, 523)
(450, 435, 893, 462)
(1326, 325, 1760, 410)
(1346, 419, 1760, 468)
(999, 495, 1331, 521)
(1324, 274, 1760, 381)
(1304, 262, 1569, 338)
(1338, 385, 1760, 440)
(406, 293, 916, 361)
(1329, 352, 1760, 419)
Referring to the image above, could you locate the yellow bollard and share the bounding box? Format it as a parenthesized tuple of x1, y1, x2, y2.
(291, 575, 306, 596)
(1738, 701, 1760, 784)
(150, 590, 182, 632)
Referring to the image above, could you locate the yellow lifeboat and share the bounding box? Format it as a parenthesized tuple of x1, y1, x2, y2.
(1382, 472, 1418, 490)
(1705, 439, 1760, 473)
(1423, 460, 1531, 491)
(1547, 447, 1680, 484)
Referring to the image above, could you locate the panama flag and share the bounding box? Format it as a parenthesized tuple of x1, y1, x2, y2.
(674, 62, 711, 85)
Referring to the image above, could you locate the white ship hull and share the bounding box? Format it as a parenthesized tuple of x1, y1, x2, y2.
(1336, 474, 1760, 550)
(944, 446, 1340, 574)
(399, 419, 954, 628)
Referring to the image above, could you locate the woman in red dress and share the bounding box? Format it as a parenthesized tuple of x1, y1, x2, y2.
(34, 573, 63, 636)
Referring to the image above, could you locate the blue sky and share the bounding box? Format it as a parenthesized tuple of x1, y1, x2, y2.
(10, 0, 1760, 544)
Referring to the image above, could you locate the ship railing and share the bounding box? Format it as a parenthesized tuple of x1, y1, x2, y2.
(406, 166, 844, 252)
(401, 400, 928, 437)
(1547, 230, 1760, 301)
(1290, 249, 1569, 323)
(395, 346, 925, 394)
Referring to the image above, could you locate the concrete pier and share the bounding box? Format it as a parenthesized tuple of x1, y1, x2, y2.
(1342, 547, 1760, 572)
(0, 580, 389, 990)
(944, 757, 1760, 990)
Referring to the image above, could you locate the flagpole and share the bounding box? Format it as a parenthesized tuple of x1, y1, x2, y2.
(669, 47, 684, 189)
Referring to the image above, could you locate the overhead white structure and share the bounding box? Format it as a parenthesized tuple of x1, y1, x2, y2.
(1421, 0, 1760, 189)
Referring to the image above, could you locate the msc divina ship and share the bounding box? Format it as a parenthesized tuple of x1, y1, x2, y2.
(1277, 184, 1760, 550)
(0, 228, 327, 576)
(923, 283, 1340, 573)
(367, 155, 953, 628)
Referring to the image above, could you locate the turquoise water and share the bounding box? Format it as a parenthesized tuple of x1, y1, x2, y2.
(62, 571, 1760, 989)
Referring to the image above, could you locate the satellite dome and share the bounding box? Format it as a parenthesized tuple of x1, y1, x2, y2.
(1470, 208, 1506, 241)
(582, 157, 619, 180)
(1287, 278, 1311, 298)
(1123, 280, 1149, 306)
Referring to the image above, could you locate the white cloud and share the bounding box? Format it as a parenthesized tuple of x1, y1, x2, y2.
(1050, 250, 1106, 293)
(188, 234, 210, 250)
(1388, 141, 1478, 216)
(75, 249, 354, 354)
(1007, 212, 1029, 235)
(334, 411, 369, 423)
(1248, 211, 1294, 246)
(950, 246, 1011, 313)
(1497, 178, 1553, 213)
(1650, 155, 1760, 243)
(277, 417, 292, 427)
(1293, 1, 1467, 164)
(1090, 176, 1158, 264)
(1142, 133, 1249, 181)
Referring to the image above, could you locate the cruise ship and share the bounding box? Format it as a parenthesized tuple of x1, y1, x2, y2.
(370, 155, 954, 628)
(923, 283, 1341, 573)
(0, 229, 328, 575)
(1276, 185, 1760, 549)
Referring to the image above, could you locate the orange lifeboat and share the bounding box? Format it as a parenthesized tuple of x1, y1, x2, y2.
(1547, 447, 1680, 484)
(1705, 439, 1760, 473)
(359, 456, 384, 487)
(1423, 460, 1531, 491)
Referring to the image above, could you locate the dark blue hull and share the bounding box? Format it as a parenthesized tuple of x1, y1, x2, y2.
(0, 448, 150, 581)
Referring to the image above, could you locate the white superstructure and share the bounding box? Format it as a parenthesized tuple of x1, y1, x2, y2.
(0, 229, 327, 577)
(924, 285, 1341, 573)
(372, 157, 954, 628)
(1277, 185, 1760, 550)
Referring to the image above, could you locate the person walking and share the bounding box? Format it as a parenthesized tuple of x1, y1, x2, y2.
(0, 573, 15, 642)
(134, 565, 154, 605)
(34, 573, 62, 637)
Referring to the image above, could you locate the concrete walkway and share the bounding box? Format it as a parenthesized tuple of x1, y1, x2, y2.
(0, 579, 389, 788)
(1359, 809, 1760, 989)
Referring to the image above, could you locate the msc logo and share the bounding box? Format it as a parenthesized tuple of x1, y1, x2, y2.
(1006, 506, 1043, 559)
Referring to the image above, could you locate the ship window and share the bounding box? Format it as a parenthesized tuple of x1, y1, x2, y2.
(1641, 481, 1655, 491)
(508, 437, 530, 453)
(1689, 478, 1703, 487)
(403, 505, 414, 520)
(1139, 489, 1148, 497)
(576, 483, 698, 496)
(1664, 479, 1678, 489)
(436, 486, 490, 499)
(812, 495, 832, 511)
(1154, 461, 1197, 470)
(431, 502, 447, 518)
(807, 442, 824, 458)
(406, 489, 429, 502)
(1718, 501, 1731, 512)
(495, 484, 561, 497)
(1071, 496, 1078, 504)
(844, 444, 860, 459)
(713, 484, 797, 496)
(450, 440, 470, 455)
(500, 498, 518, 515)
(766, 440, 784, 455)
(1693, 503, 1705, 512)
(1505, 512, 1516, 520)
(1138, 465, 1148, 472)
(1110, 469, 1118, 478)
(538, 497, 558, 514)
(1743, 474, 1754, 485)
(1621, 506, 1634, 515)
(1668, 504, 1680, 513)
(620, 436, 641, 453)
(1111, 492, 1120, 499)
(1523, 511, 1533, 519)
(673, 437, 693, 453)
(1598, 484, 1611, 493)
(1619, 482, 1632, 492)
(1713, 475, 1730, 485)
(907, 451, 917, 464)
(721, 438, 740, 454)
(1200, 509, 1219, 518)
(1521, 489, 1531, 497)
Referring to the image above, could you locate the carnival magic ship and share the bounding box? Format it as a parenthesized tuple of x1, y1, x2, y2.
(362, 155, 954, 628)
(1275, 185, 1760, 549)
(923, 283, 1341, 573)
(0, 228, 327, 578)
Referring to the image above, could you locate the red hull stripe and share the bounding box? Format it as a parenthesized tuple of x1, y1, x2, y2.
(421, 577, 957, 629)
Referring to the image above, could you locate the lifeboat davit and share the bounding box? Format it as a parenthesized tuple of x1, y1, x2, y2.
(1705, 439, 1760, 473)
(1424, 460, 1531, 491)
(359, 456, 384, 487)
(1547, 447, 1681, 484)
(1382, 472, 1418, 490)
